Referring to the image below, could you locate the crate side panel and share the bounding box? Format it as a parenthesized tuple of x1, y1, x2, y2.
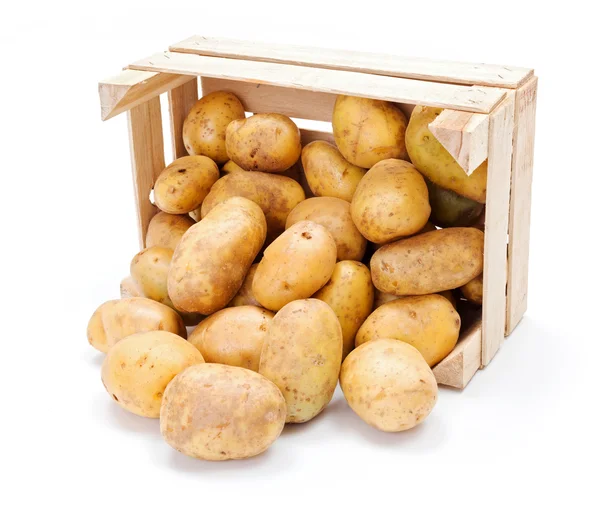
(168, 78, 199, 158)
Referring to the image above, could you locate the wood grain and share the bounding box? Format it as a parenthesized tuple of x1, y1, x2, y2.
(167, 78, 198, 158)
(300, 128, 335, 146)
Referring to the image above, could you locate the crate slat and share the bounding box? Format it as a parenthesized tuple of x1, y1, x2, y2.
(300, 129, 335, 146)
(168, 78, 199, 159)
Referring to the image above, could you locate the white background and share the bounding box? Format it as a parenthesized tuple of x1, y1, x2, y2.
(1, 1, 598, 512)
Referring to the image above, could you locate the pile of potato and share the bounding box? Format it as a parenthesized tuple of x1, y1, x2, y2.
(88, 91, 486, 461)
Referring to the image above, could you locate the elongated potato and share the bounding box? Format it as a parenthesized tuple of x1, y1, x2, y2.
(259, 299, 342, 423)
(168, 197, 267, 315)
(145, 211, 195, 250)
(228, 264, 262, 307)
(461, 274, 483, 304)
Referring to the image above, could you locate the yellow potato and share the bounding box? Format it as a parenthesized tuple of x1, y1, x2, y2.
(461, 274, 483, 304)
(130, 246, 174, 307)
(161, 364, 286, 460)
(145, 211, 195, 250)
(340, 339, 438, 431)
(259, 299, 342, 423)
(222, 159, 303, 183)
(374, 289, 456, 309)
(228, 264, 262, 307)
(101, 331, 204, 418)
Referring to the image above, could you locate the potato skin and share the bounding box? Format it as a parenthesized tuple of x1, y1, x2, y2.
(160, 364, 286, 460)
(340, 339, 438, 432)
(332, 95, 408, 168)
(461, 274, 483, 304)
(252, 221, 337, 311)
(228, 264, 262, 307)
(130, 246, 174, 307)
(259, 299, 342, 423)
(355, 295, 460, 366)
(145, 211, 195, 250)
(101, 331, 204, 418)
(427, 179, 484, 228)
(351, 159, 431, 244)
(373, 289, 456, 309)
(226, 113, 301, 172)
(182, 91, 246, 164)
(286, 197, 366, 261)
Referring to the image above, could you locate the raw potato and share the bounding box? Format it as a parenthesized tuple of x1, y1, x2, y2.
(153, 156, 219, 214)
(340, 339, 438, 432)
(188, 306, 274, 372)
(228, 264, 262, 307)
(226, 113, 301, 172)
(168, 197, 267, 315)
(182, 91, 246, 164)
(427, 178, 484, 227)
(312, 261, 374, 361)
(301, 141, 366, 201)
(406, 106, 487, 203)
(373, 289, 456, 309)
(355, 295, 460, 367)
(332, 95, 408, 168)
(130, 246, 174, 308)
(222, 159, 303, 183)
(259, 299, 342, 423)
(87, 297, 186, 354)
(161, 364, 286, 460)
(145, 211, 195, 250)
(286, 197, 367, 261)
(461, 274, 483, 304)
(101, 331, 204, 418)
(252, 221, 337, 311)
(351, 159, 431, 244)
(371, 227, 484, 295)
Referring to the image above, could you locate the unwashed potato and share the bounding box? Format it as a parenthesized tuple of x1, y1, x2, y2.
(252, 221, 337, 311)
(188, 306, 274, 372)
(355, 295, 460, 367)
(145, 211, 195, 250)
(259, 299, 342, 423)
(286, 197, 367, 261)
(182, 91, 246, 164)
(161, 364, 286, 460)
(373, 289, 456, 309)
(351, 159, 431, 244)
(168, 197, 267, 315)
(461, 274, 483, 304)
(340, 339, 438, 432)
(87, 297, 186, 354)
(427, 178, 484, 227)
(101, 331, 204, 418)
(153, 156, 219, 214)
(226, 113, 301, 172)
(228, 264, 262, 307)
(332, 95, 408, 168)
(406, 106, 487, 203)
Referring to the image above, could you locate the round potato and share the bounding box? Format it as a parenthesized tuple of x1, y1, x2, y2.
(461, 274, 483, 304)
(259, 299, 342, 423)
(130, 246, 173, 307)
(427, 178, 484, 227)
(340, 339, 438, 431)
(332, 95, 408, 168)
(145, 211, 195, 250)
(182, 91, 246, 164)
(161, 364, 286, 460)
(228, 264, 262, 307)
(373, 289, 456, 309)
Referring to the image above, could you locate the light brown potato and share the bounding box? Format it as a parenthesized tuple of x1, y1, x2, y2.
(153, 156, 219, 214)
(332, 95, 408, 168)
(145, 211, 195, 250)
(161, 364, 286, 460)
(340, 339, 438, 432)
(130, 246, 174, 307)
(371, 227, 484, 295)
(87, 298, 186, 354)
(252, 221, 337, 311)
(188, 306, 274, 372)
(461, 274, 483, 304)
(101, 331, 204, 418)
(222, 159, 303, 183)
(286, 197, 366, 261)
(168, 197, 267, 315)
(355, 295, 460, 366)
(351, 159, 431, 244)
(182, 91, 246, 164)
(374, 289, 456, 309)
(259, 299, 342, 423)
(226, 113, 301, 172)
(228, 264, 262, 307)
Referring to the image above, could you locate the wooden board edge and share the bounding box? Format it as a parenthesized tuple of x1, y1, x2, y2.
(167, 78, 199, 159)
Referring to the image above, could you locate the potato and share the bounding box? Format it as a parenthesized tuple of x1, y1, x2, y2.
(355, 295, 460, 366)
(228, 264, 262, 307)
(226, 113, 301, 172)
(222, 158, 303, 183)
(301, 141, 366, 201)
(145, 211, 194, 250)
(406, 106, 487, 203)
(161, 364, 286, 460)
(286, 197, 366, 261)
(87, 298, 186, 354)
(351, 159, 431, 244)
(340, 339, 438, 431)
(371, 227, 484, 295)
(130, 246, 173, 307)
(153, 155, 219, 215)
(252, 221, 337, 311)
(332, 95, 408, 168)
(461, 274, 483, 304)
(259, 299, 342, 423)
(373, 289, 456, 309)
(168, 197, 267, 315)
(182, 91, 246, 164)
(427, 178, 484, 227)
(312, 261, 374, 361)
(188, 306, 274, 372)
(101, 331, 203, 418)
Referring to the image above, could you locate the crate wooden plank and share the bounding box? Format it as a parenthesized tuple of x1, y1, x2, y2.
(300, 129, 335, 146)
(168, 78, 198, 158)
(171, 36, 533, 89)
(128, 52, 507, 114)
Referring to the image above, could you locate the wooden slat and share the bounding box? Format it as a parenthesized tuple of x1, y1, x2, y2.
(300, 129, 334, 146)
(171, 35, 533, 89)
(168, 78, 198, 158)
(128, 52, 507, 114)
(506, 76, 538, 334)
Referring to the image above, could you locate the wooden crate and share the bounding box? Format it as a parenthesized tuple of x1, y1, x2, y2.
(98, 36, 537, 390)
